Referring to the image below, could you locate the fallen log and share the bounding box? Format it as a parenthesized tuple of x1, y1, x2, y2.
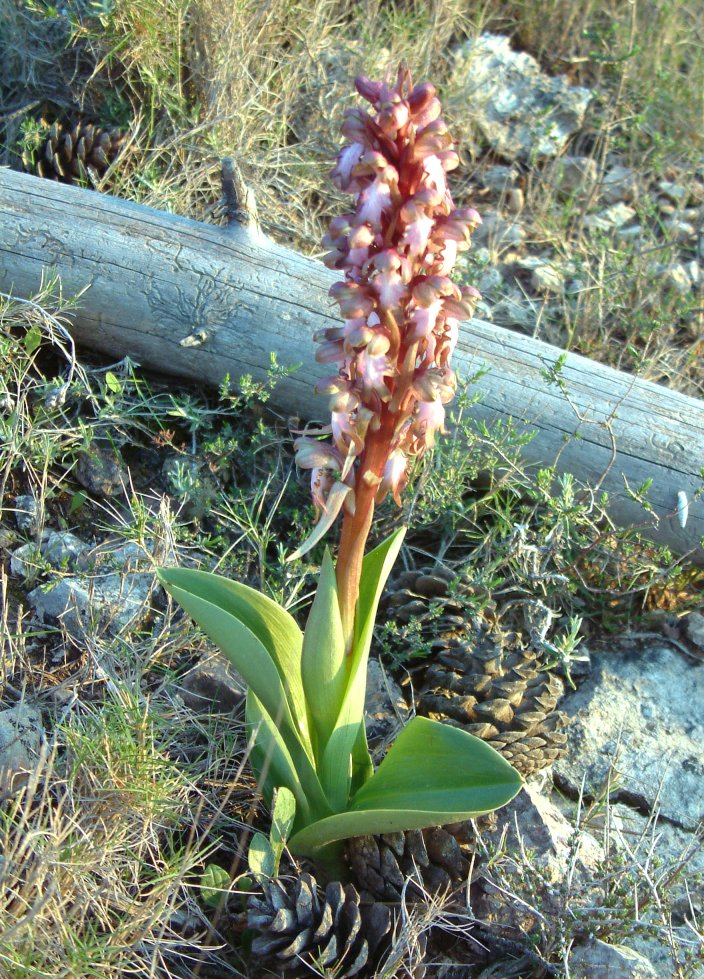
(1, 167, 702, 562)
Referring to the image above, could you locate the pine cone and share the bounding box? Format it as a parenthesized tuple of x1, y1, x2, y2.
(382, 568, 568, 777)
(27, 119, 126, 187)
(346, 827, 470, 902)
(247, 872, 391, 977)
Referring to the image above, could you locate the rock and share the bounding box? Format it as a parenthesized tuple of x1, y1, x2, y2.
(661, 264, 692, 294)
(530, 263, 564, 294)
(687, 261, 701, 286)
(506, 187, 524, 214)
(658, 180, 689, 205)
(450, 34, 592, 161)
(601, 164, 639, 204)
(10, 541, 42, 579)
(684, 611, 704, 651)
(478, 267, 504, 296)
(472, 211, 525, 251)
(473, 782, 603, 936)
(481, 164, 519, 192)
(75, 440, 125, 496)
(554, 645, 704, 830)
(663, 218, 696, 243)
(14, 494, 39, 534)
(11, 530, 91, 581)
(480, 783, 603, 884)
(364, 658, 409, 756)
(551, 155, 599, 197)
(615, 224, 644, 241)
(43, 530, 86, 569)
(492, 295, 538, 331)
(28, 569, 152, 637)
(0, 703, 44, 791)
(583, 202, 637, 232)
(569, 938, 657, 978)
(177, 652, 246, 712)
(605, 802, 704, 922)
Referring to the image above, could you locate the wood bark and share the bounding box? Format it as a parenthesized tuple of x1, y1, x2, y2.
(1, 167, 702, 562)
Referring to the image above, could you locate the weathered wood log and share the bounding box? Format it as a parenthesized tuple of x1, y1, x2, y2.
(1, 167, 702, 561)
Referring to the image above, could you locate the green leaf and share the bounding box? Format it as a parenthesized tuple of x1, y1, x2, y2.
(201, 863, 231, 907)
(248, 833, 276, 883)
(104, 371, 123, 395)
(157, 567, 309, 749)
(271, 786, 296, 853)
(288, 717, 522, 855)
(23, 323, 42, 354)
(68, 490, 87, 516)
(301, 549, 347, 762)
(317, 528, 406, 811)
(246, 692, 328, 827)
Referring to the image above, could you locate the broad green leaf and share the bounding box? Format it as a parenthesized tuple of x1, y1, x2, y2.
(289, 717, 522, 855)
(271, 786, 296, 853)
(246, 692, 329, 827)
(301, 549, 347, 762)
(158, 568, 309, 745)
(318, 528, 406, 810)
(158, 568, 310, 752)
(248, 832, 276, 882)
(200, 863, 232, 906)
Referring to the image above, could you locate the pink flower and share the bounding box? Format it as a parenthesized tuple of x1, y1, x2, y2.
(295, 65, 480, 537)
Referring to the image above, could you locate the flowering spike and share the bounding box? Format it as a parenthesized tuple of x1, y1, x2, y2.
(293, 66, 481, 645)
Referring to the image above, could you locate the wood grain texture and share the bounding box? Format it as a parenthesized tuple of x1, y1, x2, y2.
(1, 167, 702, 561)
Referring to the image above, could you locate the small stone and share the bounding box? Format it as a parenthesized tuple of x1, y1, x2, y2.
(657, 199, 677, 216)
(683, 611, 704, 651)
(43, 530, 87, 569)
(551, 155, 598, 197)
(76, 441, 125, 496)
(481, 164, 518, 192)
(0, 704, 44, 791)
(10, 541, 43, 579)
(661, 264, 692, 294)
(615, 224, 643, 241)
(472, 211, 525, 251)
(583, 202, 637, 232)
(569, 938, 657, 978)
(601, 164, 639, 204)
(472, 246, 493, 266)
(663, 218, 696, 243)
(177, 653, 246, 712)
(530, 263, 564, 294)
(14, 494, 39, 534)
(478, 267, 504, 296)
(492, 295, 537, 331)
(658, 180, 688, 205)
(687, 259, 701, 284)
(506, 187, 524, 213)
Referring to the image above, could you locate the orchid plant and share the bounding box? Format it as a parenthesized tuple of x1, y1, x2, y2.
(159, 67, 521, 875)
